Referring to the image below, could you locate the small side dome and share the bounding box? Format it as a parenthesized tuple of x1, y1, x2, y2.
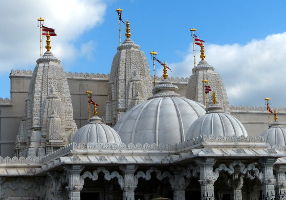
(261, 122, 286, 147)
(72, 116, 122, 144)
(186, 104, 248, 139)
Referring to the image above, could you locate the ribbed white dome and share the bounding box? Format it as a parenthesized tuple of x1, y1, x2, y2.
(186, 105, 248, 139)
(114, 81, 206, 145)
(72, 116, 122, 144)
(261, 122, 286, 147)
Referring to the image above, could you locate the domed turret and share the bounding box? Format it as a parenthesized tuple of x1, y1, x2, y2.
(261, 121, 286, 147)
(73, 116, 122, 144)
(114, 80, 206, 145)
(186, 95, 247, 139)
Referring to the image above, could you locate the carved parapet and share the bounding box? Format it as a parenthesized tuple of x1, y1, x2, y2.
(65, 72, 109, 80)
(230, 105, 286, 113)
(0, 156, 40, 165)
(10, 70, 33, 77)
(0, 98, 11, 106)
(154, 76, 189, 84)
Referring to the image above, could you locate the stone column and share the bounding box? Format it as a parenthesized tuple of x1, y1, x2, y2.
(233, 175, 243, 200)
(261, 158, 276, 200)
(198, 158, 216, 200)
(120, 165, 138, 200)
(170, 170, 189, 200)
(66, 165, 84, 200)
(0, 177, 5, 198)
(276, 165, 286, 200)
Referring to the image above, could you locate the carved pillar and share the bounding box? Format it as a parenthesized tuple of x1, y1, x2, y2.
(120, 165, 138, 200)
(66, 165, 84, 200)
(261, 158, 276, 200)
(276, 165, 286, 200)
(249, 185, 260, 200)
(233, 175, 243, 200)
(0, 177, 4, 198)
(170, 170, 189, 200)
(198, 158, 216, 200)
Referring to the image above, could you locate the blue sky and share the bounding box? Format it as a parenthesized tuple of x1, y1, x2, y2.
(1, 0, 286, 106)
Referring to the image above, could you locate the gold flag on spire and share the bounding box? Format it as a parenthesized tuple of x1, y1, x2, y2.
(86, 90, 98, 119)
(274, 109, 278, 122)
(212, 92, 217, 105)
(42, 26, 57, 52)
(125, 20, 131, 39)
(200, 43, 206, 61)
(162, 63, 168, 80)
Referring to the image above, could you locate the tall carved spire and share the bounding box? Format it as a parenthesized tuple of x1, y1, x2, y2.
(16, 49, 77, 157)
(106, 20, 152, 125)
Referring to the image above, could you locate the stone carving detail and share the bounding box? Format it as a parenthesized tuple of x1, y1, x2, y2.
(276, 167, 286, 200)
(66, 165, 84, 200)
(135, 167, 173, 182)
(214, 161, 262, 181)
(15, 51, 77, 157)
(261, 158, 276, 200)
(81, 167, 124, 189)
(0, 177, 44, 199)
(44, 171, 67, 200)
(107, 38, 152, 125)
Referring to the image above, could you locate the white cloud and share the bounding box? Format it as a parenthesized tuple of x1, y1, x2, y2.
(172, 33, 286, 106)
(0, 0, 106, 72)
(80, 40, 96, 60)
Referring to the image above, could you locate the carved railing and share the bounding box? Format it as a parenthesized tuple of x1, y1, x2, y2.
(65, 72, 109, 80)
(10, 70, 33, 77)
(0, 156, 40, 165)
(230, 105, 286, 113)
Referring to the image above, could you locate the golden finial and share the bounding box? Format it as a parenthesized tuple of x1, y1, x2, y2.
(45, 31, 51, 51)
(116, 8, 123, 13)
(265, 97, 271, 102)
(86, 90, 98, 118)
(37, 17, 44, 22)
(162, 63, 168, 80)
(190, 28, 197, 32)
(212, 92, 217, 104)
(274, 110, 278, 122)
(202, 80, 209, 84)
(200, 43, 205, 60)
(125, 20, 131, 39)
(150, 51, 158, 56)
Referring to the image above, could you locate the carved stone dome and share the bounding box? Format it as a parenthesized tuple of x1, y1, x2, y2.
(186, 104, 248, 139)
(72, 116, 122, 144)
(261, 122, 286, 147)
(114, 80, 206, 145)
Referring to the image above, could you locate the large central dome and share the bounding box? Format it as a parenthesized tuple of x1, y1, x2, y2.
(114, 81, 206, 145)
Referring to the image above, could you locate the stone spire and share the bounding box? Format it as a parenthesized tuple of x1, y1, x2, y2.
(16, 50, 77, 157)
(185, 59, 229, 111)
(106, 20, 152, 125)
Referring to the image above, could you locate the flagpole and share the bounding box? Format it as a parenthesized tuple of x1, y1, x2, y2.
(116, 8, 123, 45)
(150, 51, 158, 87)
(190, 28, 197, 67)
(37, 18, 44, 56)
